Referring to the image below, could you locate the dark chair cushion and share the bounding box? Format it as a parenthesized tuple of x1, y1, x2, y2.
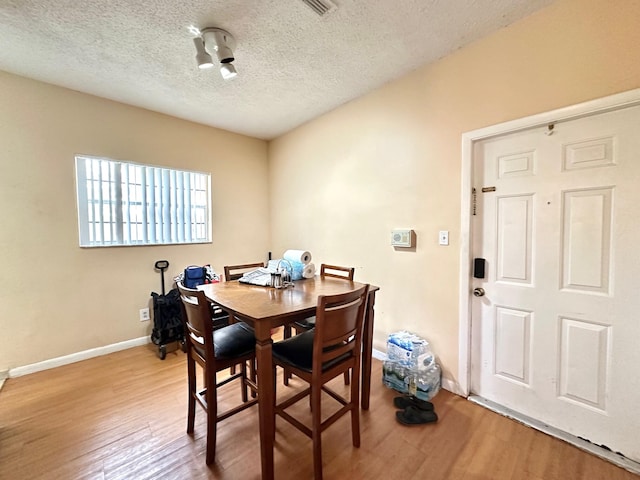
(294, 316, 316, 330)
(210, 305, 230, 331)
(273, 330, 350, 373)
(212, 322, 255, 359)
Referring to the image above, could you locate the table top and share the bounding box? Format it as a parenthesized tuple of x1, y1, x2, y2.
(198, 276, 377, 323)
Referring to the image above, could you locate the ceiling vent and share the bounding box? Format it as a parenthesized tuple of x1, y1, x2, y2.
(300, 0, 337, 16)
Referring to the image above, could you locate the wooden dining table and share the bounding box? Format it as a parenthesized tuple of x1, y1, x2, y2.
(198, 276, 379, 480)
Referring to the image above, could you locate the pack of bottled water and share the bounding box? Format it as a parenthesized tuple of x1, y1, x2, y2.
(382, 361, 441, 401)
(386, 330, 435, 369)
(383, 331, 441, 401)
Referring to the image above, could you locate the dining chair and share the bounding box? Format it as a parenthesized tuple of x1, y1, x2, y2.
(272, 284, 370, 480)
(223, 262, 266, 281)
(282, 264, 356, 386)
(318, 263, 356, 280)
(177, 282, 258, 465)
(222, 262, 265, 376)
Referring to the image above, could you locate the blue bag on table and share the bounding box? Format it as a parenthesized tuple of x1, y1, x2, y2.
(183, 265, 207, 288)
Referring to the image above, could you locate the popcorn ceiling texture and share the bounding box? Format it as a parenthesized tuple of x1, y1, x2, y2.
(0, 0, 552, 139)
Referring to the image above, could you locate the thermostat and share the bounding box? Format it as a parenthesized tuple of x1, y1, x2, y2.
(391, 229, 415, 248)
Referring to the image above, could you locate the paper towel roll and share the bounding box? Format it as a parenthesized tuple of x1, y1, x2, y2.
(302, 262, 316, 279)
(283, 249, 312, 265)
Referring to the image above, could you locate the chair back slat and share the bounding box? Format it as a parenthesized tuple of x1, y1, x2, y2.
(177, 283, 216, 363)
(320, 264, 355, 280)
(224, 262, 265, 281)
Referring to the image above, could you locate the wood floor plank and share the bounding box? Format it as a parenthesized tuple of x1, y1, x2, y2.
(1, 345, 638, 479)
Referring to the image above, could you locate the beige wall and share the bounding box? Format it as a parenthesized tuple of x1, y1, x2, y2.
(268, 0, 640, 390)
(0, 72, 270, 370)
(3, 0, 639, 385)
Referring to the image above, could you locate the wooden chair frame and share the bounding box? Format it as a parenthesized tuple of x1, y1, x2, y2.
(223, 262, 266, 282)
(319, 264, 355, 280)
(273, 285, 369, 480)
(283, 263, 356, 385)
(177, 282, 258, 464)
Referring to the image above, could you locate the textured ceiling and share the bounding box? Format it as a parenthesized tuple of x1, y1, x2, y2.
(0, 0, 553, 140)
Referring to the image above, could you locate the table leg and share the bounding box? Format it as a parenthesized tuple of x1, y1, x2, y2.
(361, 290, 376, 410)
(256, 327, 275, 480)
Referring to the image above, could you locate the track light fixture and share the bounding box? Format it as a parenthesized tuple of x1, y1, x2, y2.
(193, 38, 213, 70)
(193, 27, 238, 80)
(220, 63, 237, 80)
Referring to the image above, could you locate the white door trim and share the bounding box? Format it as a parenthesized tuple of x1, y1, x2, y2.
(457, 87, 640, 396)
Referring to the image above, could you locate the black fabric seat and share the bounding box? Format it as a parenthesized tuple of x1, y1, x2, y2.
(293, 316, 316, 330)
(191, 322, 255, 360)
(272, 330, 349, 373)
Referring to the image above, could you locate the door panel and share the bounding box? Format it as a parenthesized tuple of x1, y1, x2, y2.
(558, 317, 609, 411)
(494, 306, 532, 385)
(561, 188, 612, 293)
(471, 104, 640, 462)
(497, 195, 533, 283)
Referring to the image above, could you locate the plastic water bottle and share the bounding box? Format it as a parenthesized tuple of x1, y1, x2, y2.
(414, 364, 441, 401)
(382, 360, 410, 394)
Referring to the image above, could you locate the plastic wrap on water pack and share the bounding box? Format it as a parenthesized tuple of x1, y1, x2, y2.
(386, 330, 434, 369)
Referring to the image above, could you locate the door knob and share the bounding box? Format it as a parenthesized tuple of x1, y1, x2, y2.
(473, 287, 485, 297)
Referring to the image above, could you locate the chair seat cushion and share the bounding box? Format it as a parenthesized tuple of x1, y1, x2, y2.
(294, 316, 316, 330)
(273, 330, 349, 373)
(212, 322, 255, 359)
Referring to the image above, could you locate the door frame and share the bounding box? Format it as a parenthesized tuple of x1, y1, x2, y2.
(457, 88, 640, 396)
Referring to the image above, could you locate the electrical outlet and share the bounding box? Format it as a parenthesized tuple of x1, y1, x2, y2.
(139, 308, 150, 322)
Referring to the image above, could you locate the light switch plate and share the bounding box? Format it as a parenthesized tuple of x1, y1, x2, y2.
(439, 230, 449, 246)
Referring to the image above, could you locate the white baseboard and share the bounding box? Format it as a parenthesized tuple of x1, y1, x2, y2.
(469, 395, 640, 475)
(8, 336, 150, 378)
(372, 348, 386, 361)
(7, 343, 463, 398)
(440, 377, 462, 395)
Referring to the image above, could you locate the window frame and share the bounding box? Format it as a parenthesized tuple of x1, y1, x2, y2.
(74, 155, 212, 248)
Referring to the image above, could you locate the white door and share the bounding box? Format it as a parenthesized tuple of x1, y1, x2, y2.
(471, 104, 640, 462)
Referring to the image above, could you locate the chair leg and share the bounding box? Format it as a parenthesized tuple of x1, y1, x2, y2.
(282, 326, 293, 386)
(187, 357, 196, 434)
(311, 384, 324, 480)
(272, 366, 277, 442)
(283, 324, 292, 339)
(205, 376, 218, 464)
(350, 367, 361, 448)
(229, 315, 238, 375)
(343, 371, 350, 385)
(250, 358, 257, 398)
(241, 360, 248, 403)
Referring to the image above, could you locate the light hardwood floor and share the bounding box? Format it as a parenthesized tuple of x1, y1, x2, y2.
(1, 343, 637, 480)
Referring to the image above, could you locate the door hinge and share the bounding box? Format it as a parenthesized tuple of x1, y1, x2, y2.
(472, 188, 477, 216)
